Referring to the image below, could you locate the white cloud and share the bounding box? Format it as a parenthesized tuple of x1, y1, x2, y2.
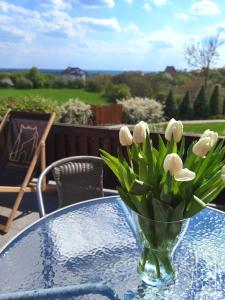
(152, 0, 168, 6)
(125, 0, 133, 3)
(124, 23, 143, 35)
(48, 0, 72, 10)
(175, 12, 189, 21)
(190, 0, 220, 16)
(143, 3, 152, 11)
(78, 0, 115, 8)
(0, 1, 40, 18)
(75, 17, 121, 31)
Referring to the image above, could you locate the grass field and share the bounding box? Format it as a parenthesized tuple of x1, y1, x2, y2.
(183, 122, 225, 136)
(155, 121, 225, 136)
(0, 88, 109, 105)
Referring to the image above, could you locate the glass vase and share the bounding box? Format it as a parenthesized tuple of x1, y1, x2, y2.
(132, 211, 189, 287)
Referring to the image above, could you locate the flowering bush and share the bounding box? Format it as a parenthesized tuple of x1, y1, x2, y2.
(117, 97, 164, 124)
(60, 98, 93, 125)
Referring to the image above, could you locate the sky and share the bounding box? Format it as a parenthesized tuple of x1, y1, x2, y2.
(0, 0, 225, 71)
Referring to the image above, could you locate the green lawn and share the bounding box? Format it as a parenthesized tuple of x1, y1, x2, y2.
(183, 122, 225, 136)
(0, 88, 109, 105)
(156, 122, 225, 136)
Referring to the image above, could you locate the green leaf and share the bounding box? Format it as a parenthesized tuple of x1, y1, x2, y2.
(184, 195, 206, 218)
(129, 179, 152, 195)
(100, 149, 133, 189)
(116, 186, 138, 212)
(178, 137, 185, 159)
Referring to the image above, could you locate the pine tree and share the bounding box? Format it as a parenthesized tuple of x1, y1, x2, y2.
(178, 91, 193, 120)
(193, 86, 209, 119)
(209, 85, 219, 116)
(164, 90, 177, 119)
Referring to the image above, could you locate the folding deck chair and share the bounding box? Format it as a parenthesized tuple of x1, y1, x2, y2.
(0, 109, 55, 232)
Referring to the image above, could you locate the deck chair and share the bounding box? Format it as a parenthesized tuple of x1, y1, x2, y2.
(0, 109, 55, 232)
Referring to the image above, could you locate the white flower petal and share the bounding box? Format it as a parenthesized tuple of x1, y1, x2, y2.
(174, 168, 196, 182)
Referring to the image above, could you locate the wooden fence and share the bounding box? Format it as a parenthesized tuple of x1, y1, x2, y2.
(91, 104, 123, 125)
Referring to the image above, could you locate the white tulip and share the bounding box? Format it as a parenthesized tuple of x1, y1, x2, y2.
(133, 121, 149, 144)
(165, 118, 183, 143)
(192, 137, 212, 157)
(201, 129, 218, 147)
(174, 168, 196, 181)
(221, 165, 225, 182)
(164, 153, 196, 182)
(163, 153, 183, 176)
(119, 126, 133, 146)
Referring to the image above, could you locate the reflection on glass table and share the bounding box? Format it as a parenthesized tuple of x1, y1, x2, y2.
(0, 196, 225, 299)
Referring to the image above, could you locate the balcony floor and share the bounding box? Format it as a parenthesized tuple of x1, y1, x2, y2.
(0, 192, 58, 250)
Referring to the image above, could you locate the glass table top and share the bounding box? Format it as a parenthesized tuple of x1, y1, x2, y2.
(0, 196, 225, 299)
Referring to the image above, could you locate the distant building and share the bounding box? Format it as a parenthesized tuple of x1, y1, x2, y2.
(61, 67, 86, 80)
(164, 66, 176, 75)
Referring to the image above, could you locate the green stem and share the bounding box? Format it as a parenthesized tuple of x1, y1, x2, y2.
(151, 252, 161, 279)
(126, 146, 133, 170)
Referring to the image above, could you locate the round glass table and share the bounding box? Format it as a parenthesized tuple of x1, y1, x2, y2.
(0, 196, 225, 299)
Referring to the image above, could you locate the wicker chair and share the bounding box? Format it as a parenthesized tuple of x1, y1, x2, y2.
(37, 156, 105, 217)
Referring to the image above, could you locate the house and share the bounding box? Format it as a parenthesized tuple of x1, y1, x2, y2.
(61, 67, 86, 80)
(164, 66, 176, 75)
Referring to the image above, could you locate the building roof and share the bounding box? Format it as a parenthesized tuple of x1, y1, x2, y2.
(61, 67, 86, 76)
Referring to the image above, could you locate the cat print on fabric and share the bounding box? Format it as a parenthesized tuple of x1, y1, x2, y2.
(9, 125, 39, 164)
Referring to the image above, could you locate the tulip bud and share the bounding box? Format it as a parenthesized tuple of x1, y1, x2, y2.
(201, 129, 218, 147)
(119, 126, 133, 146)
(133, 121, 149, 144)
(165, 118, 183, 143)
(163, 153, 183, 176)
(221, 165, 225, 182)
(192, 137, 212, 157)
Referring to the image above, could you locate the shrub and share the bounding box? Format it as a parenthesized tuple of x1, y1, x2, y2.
(164, 90, 177, 119)
(14, 77, 33, 89)
(113, 72, 151, 97)
(60, 99, 93, 125)
(209, 85, 219, 115)
(105, 84, 131, 101)
(208, 114, 225, 120)
(67, 78, 86, 89)
(117, 97, 164, 124)
(52, 77, 69, 88)
(178, 91, 193, 120)
(0, 78, 14, 88)
(193, 86, 209, 119)
(0, 95, 60, 120)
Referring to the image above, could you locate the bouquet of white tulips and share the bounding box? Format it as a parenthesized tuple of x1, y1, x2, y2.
(100, 118, 225, 281)
(101, 119, 225, 220)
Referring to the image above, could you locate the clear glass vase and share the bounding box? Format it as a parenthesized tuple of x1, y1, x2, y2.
(132, 211, 189, 287)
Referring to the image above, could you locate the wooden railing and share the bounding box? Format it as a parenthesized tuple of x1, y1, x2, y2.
(46, 123, 201, 190)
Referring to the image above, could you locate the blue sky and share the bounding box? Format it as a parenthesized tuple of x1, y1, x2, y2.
(0, 0, 225, 71)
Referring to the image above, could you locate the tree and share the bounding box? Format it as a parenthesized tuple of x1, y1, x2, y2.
(178, 91, 193, 120)
(164, 90, 177, 119)
(26, 67, 44, 88)
(193, 86, 209, 119)
(184, 32, 223, 88)
(209, 85, 219, 116)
